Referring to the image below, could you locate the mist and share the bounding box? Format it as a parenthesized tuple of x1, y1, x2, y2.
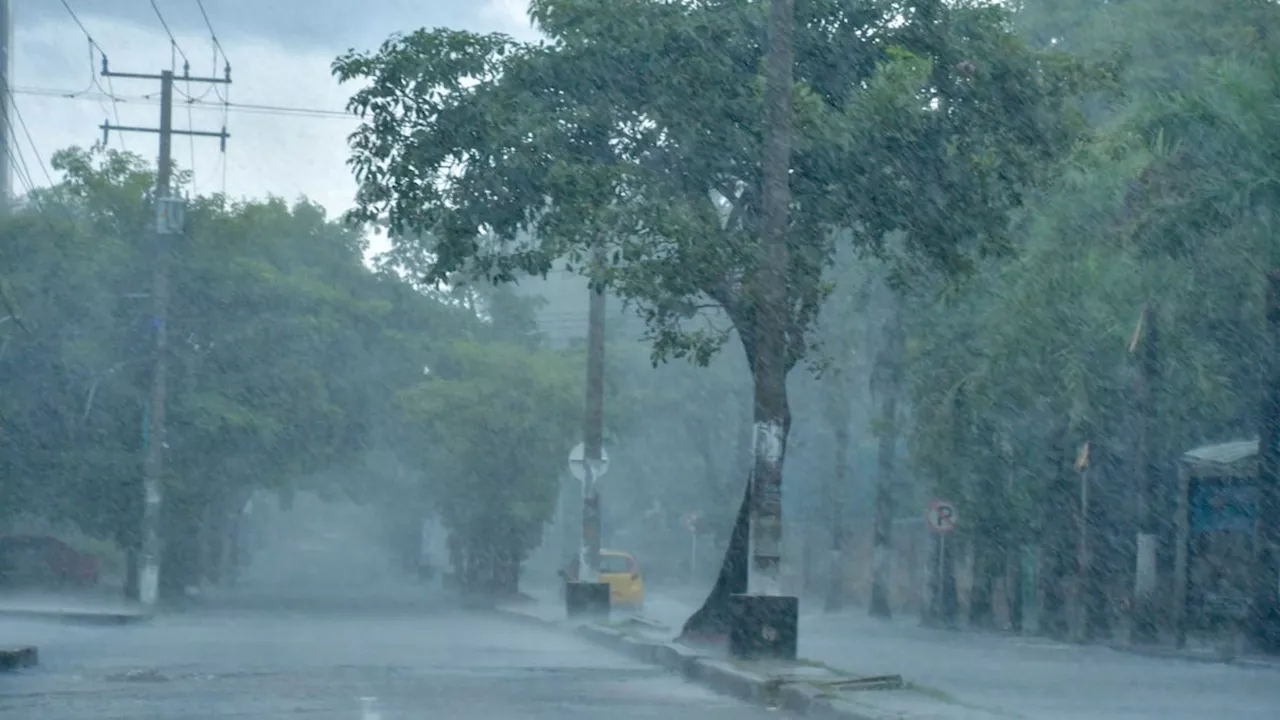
(4, 1, 1280, 719)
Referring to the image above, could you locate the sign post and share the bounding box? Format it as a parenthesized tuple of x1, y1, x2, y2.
(683, 512, 700, 585)
(926, 499, 958, 624)
(927, 499, 958, 534)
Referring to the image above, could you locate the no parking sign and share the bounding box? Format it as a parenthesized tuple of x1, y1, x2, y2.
(926, 500, 958, 534)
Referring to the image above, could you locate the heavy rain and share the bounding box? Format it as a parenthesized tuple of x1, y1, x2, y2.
(1, 1, 1279, 719)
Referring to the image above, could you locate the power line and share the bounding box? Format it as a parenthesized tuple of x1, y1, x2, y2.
(195, 2, 232, 198)
(57, 0, 99, 49)
(178, 0, 230, 104)
(58, 0, 127, 151)
(13, 86, 352, 120)
(186, 77, 198, 194)
(194, 0, 230, 72)
(5, 87, 54, 188)
(149, 0, 191, 72)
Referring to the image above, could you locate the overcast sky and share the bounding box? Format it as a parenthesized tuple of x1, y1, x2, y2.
(10, 0, 539, 253)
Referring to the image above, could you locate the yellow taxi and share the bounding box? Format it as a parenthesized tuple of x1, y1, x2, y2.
(598, 549, 645, 611)
(558, 549, 646, 610)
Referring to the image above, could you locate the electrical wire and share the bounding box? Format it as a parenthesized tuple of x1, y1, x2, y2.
(6, 87, 55, 189)
(12, 86, 353, 120)
(192, 0, 232, 193)
(58, 0, 126, 151)
(195, 0, 230, 71)
(56, 0, 97, 47)
(149, 0, 191, 72)
(186, 76, 198, 195)
(218, 82, 230, 195)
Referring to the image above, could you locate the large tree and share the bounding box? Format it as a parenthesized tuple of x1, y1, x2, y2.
(333, 0, 1100, 634)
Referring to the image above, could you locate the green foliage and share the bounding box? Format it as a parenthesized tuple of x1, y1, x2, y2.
(0, 146, 478, 592)
(333, 0, 1098, 371)
(900, 5, 1280, 547)
(396, 340, 581, 592)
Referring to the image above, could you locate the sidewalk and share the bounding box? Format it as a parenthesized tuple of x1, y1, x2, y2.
(508, 586, 1013, 720)
(0, 590, 149, 624)
(643, 587, 1280, 720)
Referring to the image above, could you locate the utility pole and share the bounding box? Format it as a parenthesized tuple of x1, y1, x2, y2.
(1131, 306, 1160, 643)
(565, 246, 610, 618)
(101, 60, 230, 606)
(1252, 271, 1280, 653)
(581, 248, 606, 585)
(0, 0, 13, 204)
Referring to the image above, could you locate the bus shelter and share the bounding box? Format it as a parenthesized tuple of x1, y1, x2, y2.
(1173, 439, 1279, 652)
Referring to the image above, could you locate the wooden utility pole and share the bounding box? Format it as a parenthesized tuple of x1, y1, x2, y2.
(0, 0, 12, 204)
(747, 0, 796, 599)
(1252, 271, 1280, 651)
(1074, 441, 1092, 642)
(580, 247, 607, 584)
(101, 60, 229, 605)
(1132, 306, 1161, 642)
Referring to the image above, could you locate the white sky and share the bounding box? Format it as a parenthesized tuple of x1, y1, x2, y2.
(10, 1, 539, 257)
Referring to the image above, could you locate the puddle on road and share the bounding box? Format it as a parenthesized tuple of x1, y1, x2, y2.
(106, 669, 170, 683)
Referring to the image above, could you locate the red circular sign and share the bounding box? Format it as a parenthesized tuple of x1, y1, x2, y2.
(926, 500, 958, 534)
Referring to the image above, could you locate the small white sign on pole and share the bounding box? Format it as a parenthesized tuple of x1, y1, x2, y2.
(568, 442, 609, 482)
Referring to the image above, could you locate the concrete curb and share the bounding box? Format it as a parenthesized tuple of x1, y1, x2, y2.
(0, 646, 38, 671)
(495, 608, 889, 719)
(0, 608, 151, 626)
(1107, 642, 1280, 671)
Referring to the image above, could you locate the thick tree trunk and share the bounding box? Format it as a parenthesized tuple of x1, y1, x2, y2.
(1006, 543, 1024, 632)
(968, 419, 1010, 631)
(201, 501, 224, 586)
(870, 297, 903, 618)
(825, 418, 850, 612)
(1041, 426, 1074, 639)
(497, 536, 521, 598)
(870, 403, 896, 618)
(936, 386, 964, 628)
(680, 480, 751, 642)
(124, 550, 140, 601)
(968, 540, 996, 630)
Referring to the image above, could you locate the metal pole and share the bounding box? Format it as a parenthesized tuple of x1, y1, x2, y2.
(691, 531, 698, 586)
(139, 69, 174, 607)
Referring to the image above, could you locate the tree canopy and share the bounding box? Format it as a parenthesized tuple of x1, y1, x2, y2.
(0, 145, 577, 598)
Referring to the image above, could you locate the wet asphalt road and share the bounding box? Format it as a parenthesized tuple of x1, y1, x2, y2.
(0, 606, 780, 719)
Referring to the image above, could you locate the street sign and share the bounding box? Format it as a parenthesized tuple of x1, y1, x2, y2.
(568, 443, 609, 482)
(156, 197, 186, 235)
(926, 500, 958, 534)
(682, 512, 700, 533)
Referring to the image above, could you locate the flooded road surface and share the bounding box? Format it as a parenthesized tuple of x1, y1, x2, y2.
(0, 607, 781, 719)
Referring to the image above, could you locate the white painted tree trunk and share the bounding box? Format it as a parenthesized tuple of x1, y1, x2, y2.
(748, 420, 785, 596)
